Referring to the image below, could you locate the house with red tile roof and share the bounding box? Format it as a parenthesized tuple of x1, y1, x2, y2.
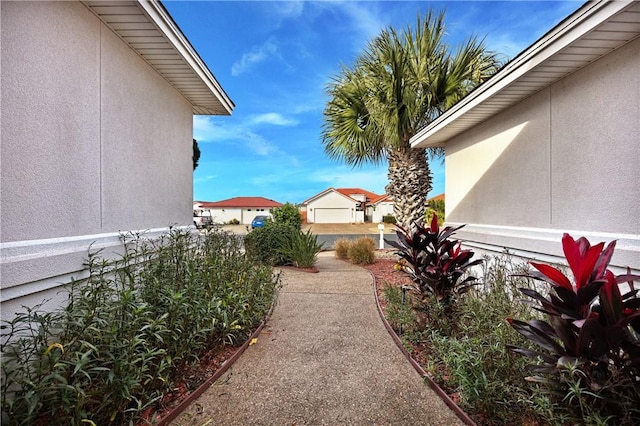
(370, 194, 395, 223)
(194, 197, 282, 225)
(303, 188, 386, 223)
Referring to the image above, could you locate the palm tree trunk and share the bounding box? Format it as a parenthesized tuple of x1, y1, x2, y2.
(386, 148, 432, 230)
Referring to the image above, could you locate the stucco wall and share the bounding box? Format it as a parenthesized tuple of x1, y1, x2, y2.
(1, 2, 194, 321)
(307, 192, 357, 223)
(444, 37, 639, 272)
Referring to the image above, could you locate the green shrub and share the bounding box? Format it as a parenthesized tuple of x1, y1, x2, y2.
(227, 218, 240, 225)
(347, 237, 376, 265)
(382, 214, 396, 224)
(334, 238, 352, 260)
(278, 229, 324, 268)
(409, 253, 542, 424)
(244, 223, 297, 266)
(271, 202, 302, 230)
(1, 228, 280, 426)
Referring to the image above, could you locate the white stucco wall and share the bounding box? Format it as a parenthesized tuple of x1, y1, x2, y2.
(445, 37, 639, 273)
(1, 2, 194, 322)
(307, 192, 357, 223)
(372, 202, 395, 223)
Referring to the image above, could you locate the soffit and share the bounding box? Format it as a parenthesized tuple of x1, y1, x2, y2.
(411, 1, 640, 148)
(83, 0, 234, 115)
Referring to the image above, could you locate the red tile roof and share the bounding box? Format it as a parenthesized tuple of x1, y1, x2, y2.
(197, 197, 283, 208)
(371, 194, 392, 204)
(427, 193, 445, 202)
(335, 188, 381, 202)
(304, 187, 381, 204)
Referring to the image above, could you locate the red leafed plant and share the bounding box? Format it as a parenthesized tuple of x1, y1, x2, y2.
(387, 213, 482, 309)
(507, 233, 640, 424)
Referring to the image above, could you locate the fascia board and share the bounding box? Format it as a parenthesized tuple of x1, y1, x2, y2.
(410, 0, 631, 148)
(137, 0, 234, 115)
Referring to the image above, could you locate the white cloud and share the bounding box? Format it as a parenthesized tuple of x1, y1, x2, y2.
(231, 38, 279, 76)
(249, 112, 299, 126)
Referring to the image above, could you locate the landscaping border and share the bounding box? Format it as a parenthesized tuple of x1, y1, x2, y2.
(367, 270, 477, 426)
(153, 298, 278, 426)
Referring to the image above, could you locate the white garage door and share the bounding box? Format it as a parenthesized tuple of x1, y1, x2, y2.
(314, 208, 350, 223)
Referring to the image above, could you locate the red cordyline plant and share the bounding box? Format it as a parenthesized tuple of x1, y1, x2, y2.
(507, 233, 640, 423)
(387, 214, 482, 307)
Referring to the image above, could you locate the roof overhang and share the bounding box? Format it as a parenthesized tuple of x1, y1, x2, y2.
(83, 0, 234, 115)
(411, 0, 640, 148)
(303, 188, 358, 205)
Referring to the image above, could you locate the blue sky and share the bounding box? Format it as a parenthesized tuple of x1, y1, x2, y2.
(163, 1, 581, 204)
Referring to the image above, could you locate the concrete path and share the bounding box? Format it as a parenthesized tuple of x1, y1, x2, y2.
(171, 252, 463, 426)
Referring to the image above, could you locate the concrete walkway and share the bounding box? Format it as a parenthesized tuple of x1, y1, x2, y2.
(170, 252, 463, 426)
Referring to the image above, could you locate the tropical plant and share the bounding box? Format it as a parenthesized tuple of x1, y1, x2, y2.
(507, 233, 640, 424)
(388, 214, 482, 310)
(278, 229, 324, 269)
(271, 202, 302, 229)
(322, 10, 500, 230)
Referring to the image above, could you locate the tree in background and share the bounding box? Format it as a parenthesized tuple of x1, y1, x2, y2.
(192, 138, 201, 171)
(271, 202, 302, 230)
(322, 10, 499, 230)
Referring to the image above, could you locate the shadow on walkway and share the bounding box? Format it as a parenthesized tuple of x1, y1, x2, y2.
(171, 252, 463, 425)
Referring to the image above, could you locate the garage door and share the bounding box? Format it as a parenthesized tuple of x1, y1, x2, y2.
(314, 208, 350, 223)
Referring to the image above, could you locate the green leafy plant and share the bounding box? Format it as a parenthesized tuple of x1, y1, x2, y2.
(244, 223, 297, 266)
(399, 253, 545, 424)
(278, 229, 324, 269)
(347, 237, 376, 265)
(426, 198, 445, 226)
(271, 202, 302, 229)
(382, 214, 396, 224)
(1, 228, 280, 426)
(507, 233, 640, 425)
(388, 214, 482, 309)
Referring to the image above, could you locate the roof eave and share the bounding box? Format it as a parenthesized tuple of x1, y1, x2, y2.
(83, 0, 234, 116)
(410, 0, 638, 148)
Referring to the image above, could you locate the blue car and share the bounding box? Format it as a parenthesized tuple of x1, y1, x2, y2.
(251, 215, 270, 229)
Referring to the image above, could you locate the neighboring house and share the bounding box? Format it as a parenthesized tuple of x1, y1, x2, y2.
(427, 193, 445, 204)
(370, 194, 395, 223)
(1, 1, 234, 323)
(304, 188, 381, 223)
(198, 197, 283, 225)
(410, 0, 639, 274)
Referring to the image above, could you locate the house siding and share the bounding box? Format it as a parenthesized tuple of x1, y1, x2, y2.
(445, 37, 639, 272)
(1, 2, 194, 322)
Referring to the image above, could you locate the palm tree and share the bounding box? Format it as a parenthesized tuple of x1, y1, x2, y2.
(322, 10, 500, 230)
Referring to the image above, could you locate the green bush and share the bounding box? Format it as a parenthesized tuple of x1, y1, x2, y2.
(402, 253, 542, 424)
(244, 223, 297, 266)
(1, 228, 280, 426)
(278, 229, 324, 268)
(347, 237, 376, 265)
(271, 202, 302, 229)
(333, 238, 352, 260)
(382, 214, 396, 224)
(227, 218, 240, 225)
